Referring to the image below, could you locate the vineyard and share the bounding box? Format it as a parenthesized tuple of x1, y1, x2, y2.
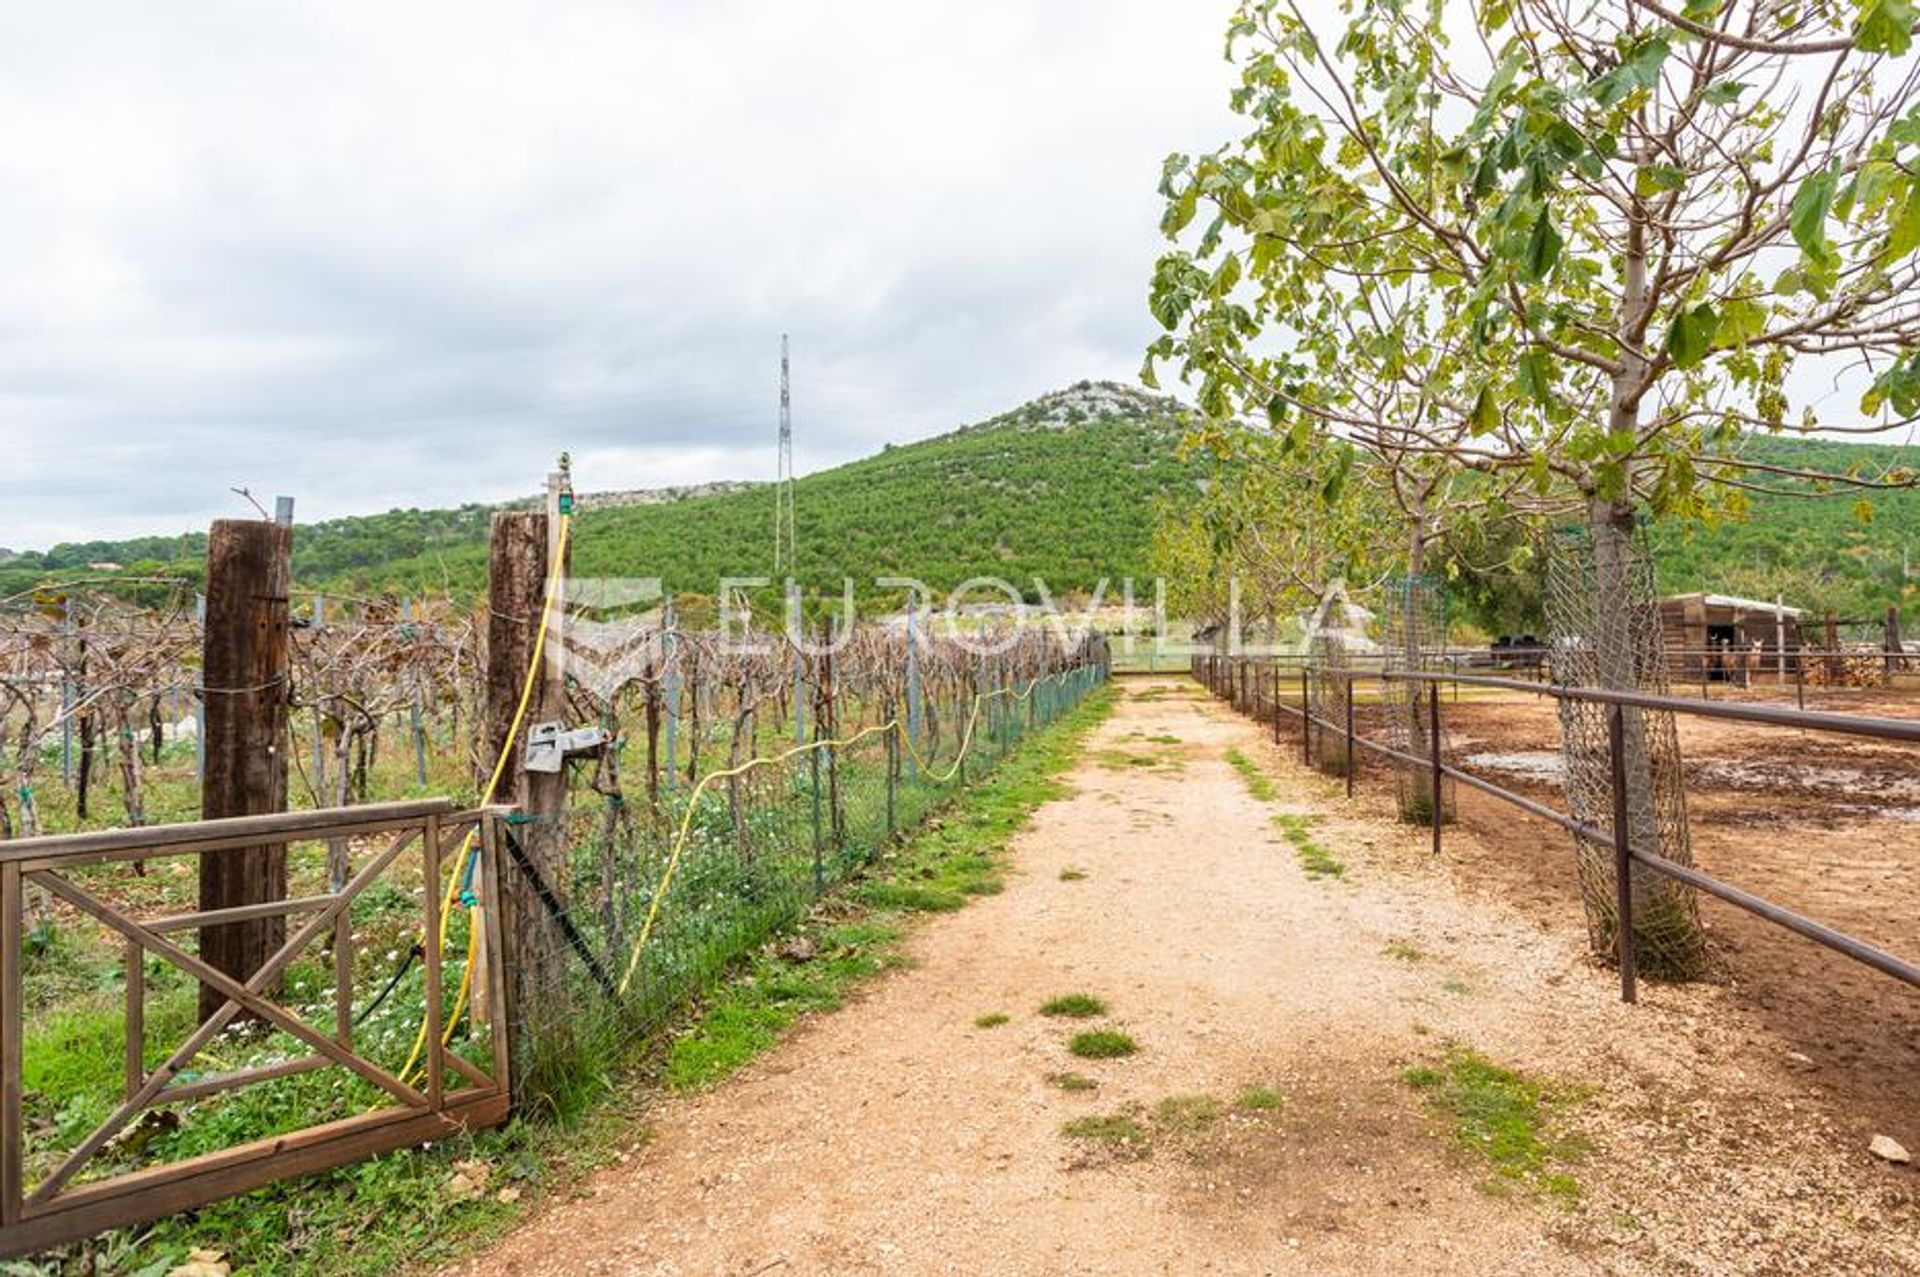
(0, 493, 1110, 1266)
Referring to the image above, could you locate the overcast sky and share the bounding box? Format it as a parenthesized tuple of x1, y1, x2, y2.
(0, 1, 1245, 549)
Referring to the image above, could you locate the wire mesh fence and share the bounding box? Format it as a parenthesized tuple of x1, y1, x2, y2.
(1547, 524, 1706, 977)
(489, 625, 1110, 1111)
(1380, 574, 1455, 822)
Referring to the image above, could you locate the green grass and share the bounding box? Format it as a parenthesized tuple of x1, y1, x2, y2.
(1404, 1048, 1590, 1204)
(1061, 1112, 1149, 1150)
(663, 919, 905, 1090)
(1058, 866, 1087, 881)
(666, 689, 1116, 1092)
(1038, 993, 1108, 1019)
(1047, 1071, 1098, 1092)
(1221, 746, 1346, 879)
(1153, 1094, 1224, 1135)
(35, 684, 1121, 1276)
(974, 1012, 1011, 1029)
(1091, 745, 1182, 774)
(1274, 813, 1344, 879)
(1382, 940, 1425, 963)
(1234, 1085, 1285, 1111)
(1223, 748, 1280, 802)
(1067, 1029, 1138, 1059)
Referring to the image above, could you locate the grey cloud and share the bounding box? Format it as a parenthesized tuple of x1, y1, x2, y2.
(0, 0, 1244, 546)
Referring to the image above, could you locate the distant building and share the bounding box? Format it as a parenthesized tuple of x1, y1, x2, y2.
(1658, 592, 1804, 681)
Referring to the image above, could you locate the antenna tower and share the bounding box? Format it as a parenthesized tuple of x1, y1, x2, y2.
(774, 333, 797, 574)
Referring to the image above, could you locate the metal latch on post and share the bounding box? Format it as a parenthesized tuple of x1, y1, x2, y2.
(523, 721, 608, 773)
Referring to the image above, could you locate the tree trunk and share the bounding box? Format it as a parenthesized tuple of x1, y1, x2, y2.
(1577, 496, 1706, 978)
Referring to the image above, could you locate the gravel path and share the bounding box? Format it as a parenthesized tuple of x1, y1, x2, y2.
(445, 679, 1918, 1276)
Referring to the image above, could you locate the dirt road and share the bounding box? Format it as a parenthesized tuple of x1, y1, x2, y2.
(447, 679, 1918, 1276)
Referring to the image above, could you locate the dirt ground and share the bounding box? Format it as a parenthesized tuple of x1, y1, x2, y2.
(1414, 685, 1920, 1145)
(446, 678, 1919, 1276)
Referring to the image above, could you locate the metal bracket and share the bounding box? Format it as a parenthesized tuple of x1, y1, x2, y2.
(523, 721, 608, 774)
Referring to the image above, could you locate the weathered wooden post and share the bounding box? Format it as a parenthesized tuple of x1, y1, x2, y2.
(483, 478, 571, 1057)
(197, 518, 293, 1021)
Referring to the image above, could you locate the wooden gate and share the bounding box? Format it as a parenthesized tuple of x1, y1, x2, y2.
(1, 799, 512, 1257)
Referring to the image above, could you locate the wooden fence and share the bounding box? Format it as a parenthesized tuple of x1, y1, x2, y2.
(0, 799, 511, 1257)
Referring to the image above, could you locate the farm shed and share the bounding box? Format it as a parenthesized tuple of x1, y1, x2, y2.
(1658, 592, 1804, 680)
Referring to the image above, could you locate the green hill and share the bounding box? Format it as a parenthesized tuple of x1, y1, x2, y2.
(1646, 434, 1920, 623)
(6, 384, 1919, 625)
(0, 382, 1205, 607)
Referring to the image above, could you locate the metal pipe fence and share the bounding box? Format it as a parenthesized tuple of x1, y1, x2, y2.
(1192, 653, 1920, 1005)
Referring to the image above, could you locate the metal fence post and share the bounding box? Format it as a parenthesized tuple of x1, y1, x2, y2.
(1608, 704, 1638, 1003)
(1300, 667, 1311, 766)
(886, 713, 898, 838)
(1428, 682, 1443, 856)
(1344, 673, 1356, 799)
(1272, 663, 1282, 745)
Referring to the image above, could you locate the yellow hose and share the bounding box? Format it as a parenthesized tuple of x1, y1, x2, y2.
(614, 670, 1070, 997)
(399, 513, 571, 1085)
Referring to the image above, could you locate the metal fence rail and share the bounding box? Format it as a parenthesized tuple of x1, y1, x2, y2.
(1193, 654, 1920, 1004)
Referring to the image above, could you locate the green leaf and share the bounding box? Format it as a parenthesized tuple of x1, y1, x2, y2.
(1161, 184, 1199, 239)
(1634, 164, 1687, 197)
(1888, 188, 1920, 261)
(1857, 0, 1916, 55)
(1701, 80, 1747, 107)
(1790, 167, 1838, 265)
(1592, 37, 1670, 109)
(1715, 296, 1766, 348)
(1469, 385, 1501, 436)
(1665, 304, 1719, 369)
(1523, 211, 1563, 280)
(1516, 349, 1552, 403)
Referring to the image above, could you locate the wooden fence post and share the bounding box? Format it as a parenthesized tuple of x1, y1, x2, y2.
(197, 519, 292, 1022)
(484, 498, 571, 1068)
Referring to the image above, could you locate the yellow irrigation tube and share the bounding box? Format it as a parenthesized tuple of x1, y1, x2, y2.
(613, 668, 1077, 998)
(398, 513, 571, 1087)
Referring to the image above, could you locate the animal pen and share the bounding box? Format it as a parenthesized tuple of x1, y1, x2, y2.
(1194, 652, 1920, 1006)
(0, 499, 1109, 1256)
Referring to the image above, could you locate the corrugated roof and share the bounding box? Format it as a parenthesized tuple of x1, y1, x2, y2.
(1664, 592, 1804, 617)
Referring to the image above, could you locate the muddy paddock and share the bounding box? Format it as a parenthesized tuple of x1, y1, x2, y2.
(1325, 684, 1920, 1144)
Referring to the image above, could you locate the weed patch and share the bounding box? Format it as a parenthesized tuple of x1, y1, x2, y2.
(1047, 1071, 1098, 1092)
(1154, 1094, 1223, 1135)
(1093, 745, 1183, 774)
(665, 920, 904, 1090)
(1039, 993, 1108, 1019)
(1274, 813, 1344, 879)
(1234, 1085, 1284, 1112)
(1068, 1029, 1138, 1059)
(973, 1012, 1010, 1029)
(1224, 748, 1279, 802)
(1058, 866, 1087, 882)
(1061, 1112, 1150, 1157)
(1404, 1048, 1590, 1204)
